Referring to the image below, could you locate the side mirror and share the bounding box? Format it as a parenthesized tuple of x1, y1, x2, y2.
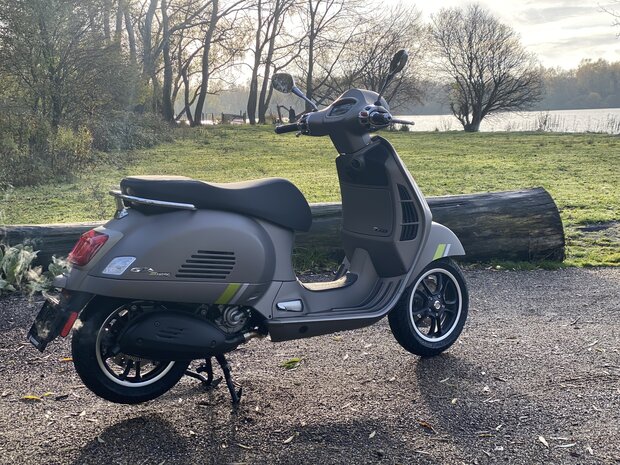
(389, 49, 409, 76)
(272, 73, 295, 94)
(375, 49, 409, 105)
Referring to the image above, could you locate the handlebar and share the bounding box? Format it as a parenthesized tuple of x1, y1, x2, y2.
(274, 123, 299, 134)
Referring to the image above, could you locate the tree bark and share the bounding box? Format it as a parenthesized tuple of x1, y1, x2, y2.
(161, 0, 175, 122)
(123, 1, 137, 64)
(192, 0, 219, 127)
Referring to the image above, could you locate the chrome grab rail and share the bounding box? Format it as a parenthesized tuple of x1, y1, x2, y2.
(109, 190, 197, 213)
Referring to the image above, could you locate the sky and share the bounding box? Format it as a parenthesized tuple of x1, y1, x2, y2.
(393, 0, 620, 69)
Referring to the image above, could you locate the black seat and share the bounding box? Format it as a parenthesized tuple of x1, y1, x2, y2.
(121, 176, 312, 232)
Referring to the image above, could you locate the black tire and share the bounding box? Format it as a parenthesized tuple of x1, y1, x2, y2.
(72, 298, 190, 404)
(388, 258, 468, 357)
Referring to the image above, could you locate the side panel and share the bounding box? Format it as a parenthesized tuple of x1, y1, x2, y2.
(64, 208, 284, 305)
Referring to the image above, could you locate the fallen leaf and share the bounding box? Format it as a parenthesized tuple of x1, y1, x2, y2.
(42, 392, 55, 397)
(483, 385, 490, 393)
(97, 436, 105, 444)
(59, 357, 73, 362)
(21, 395, 42, 402)
(280, 358, 301, 370)
(237, 443, 253, 450)
(369, 431, 376, 439)
(451, 398, 458, 404)
(79, 410, 86, 417)
(283, 434, 295, 444)
(332, 336, 343, 341)
(189, 430, 197, 436)
(343, 354, 349, 361)
(417, 419, 436, 434)
(539, 436, 549, 448)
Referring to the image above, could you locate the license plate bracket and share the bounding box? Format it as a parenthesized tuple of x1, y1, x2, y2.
(27, 300, 73, 352)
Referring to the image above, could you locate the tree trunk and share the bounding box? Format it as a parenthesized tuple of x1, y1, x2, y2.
(258, 1, 283, 124)
(114, 1, 124, 43)
(123, 1, 137, 64)
(246, 0, 263, 126)
(103, 0, 112, 42)
(192, 0, 219, 127)
(161, 0, 174, 122)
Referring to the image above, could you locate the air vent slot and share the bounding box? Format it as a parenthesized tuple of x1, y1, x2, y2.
(398, 184, 419, 241)
(176, 250, 235, 280)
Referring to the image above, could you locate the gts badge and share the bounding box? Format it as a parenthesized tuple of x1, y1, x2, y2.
(130, 267, 171, 278)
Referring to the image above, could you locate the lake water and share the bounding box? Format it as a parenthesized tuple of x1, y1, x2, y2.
(396, 108, 620, 134)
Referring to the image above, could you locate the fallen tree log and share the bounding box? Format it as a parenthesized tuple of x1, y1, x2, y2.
(1, 188, 564, 266)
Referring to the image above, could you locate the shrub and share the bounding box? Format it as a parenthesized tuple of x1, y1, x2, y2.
(0, 244, 69, 295)
(0, 243, 38, 295)
(88, 111, 173, 152)
(0, 116, 94, 187)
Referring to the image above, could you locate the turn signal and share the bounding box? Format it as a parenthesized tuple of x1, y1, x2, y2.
(68, 230, 109, 266)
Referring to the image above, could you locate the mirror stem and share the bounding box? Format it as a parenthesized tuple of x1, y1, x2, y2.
(292, 86, 318, 111)
(375, 73, 394, 106)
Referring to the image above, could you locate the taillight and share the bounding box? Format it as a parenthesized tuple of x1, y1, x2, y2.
(68, 230, 109, 266)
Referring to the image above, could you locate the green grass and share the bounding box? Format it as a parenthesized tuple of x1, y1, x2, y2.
(1, 126, 619, 267)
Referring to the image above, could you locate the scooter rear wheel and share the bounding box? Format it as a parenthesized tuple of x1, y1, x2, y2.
(388, 258, 468, 357)
(72, 298, 190, 404)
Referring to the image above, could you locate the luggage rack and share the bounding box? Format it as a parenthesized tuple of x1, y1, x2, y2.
(109, 190, 197, 219)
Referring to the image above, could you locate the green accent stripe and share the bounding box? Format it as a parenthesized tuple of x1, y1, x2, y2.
(433, 244, 446, 260)
(215, 283, 241, 304)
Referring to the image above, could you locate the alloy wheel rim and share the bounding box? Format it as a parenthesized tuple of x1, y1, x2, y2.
(95, 305, 176, 388)
(408, 268, 462, 343)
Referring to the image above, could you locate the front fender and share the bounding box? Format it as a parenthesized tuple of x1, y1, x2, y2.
(407, 222, 465, 286)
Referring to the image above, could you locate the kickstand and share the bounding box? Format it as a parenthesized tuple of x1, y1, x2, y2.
(185, 357, 222, 389)
(185, 354, 242, 405)
(215, 353, 242, 405)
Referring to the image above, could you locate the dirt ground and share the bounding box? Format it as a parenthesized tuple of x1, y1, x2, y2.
(0, 268, 619, 465)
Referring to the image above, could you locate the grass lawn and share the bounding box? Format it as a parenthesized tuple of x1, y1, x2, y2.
(1, 126, 619, 266)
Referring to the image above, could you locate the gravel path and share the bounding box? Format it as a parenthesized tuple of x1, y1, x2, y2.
(0, 268, 619, 465)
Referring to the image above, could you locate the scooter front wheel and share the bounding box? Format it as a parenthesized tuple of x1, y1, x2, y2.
(388, 258, 468, 357)
(71, 298, 190, 404)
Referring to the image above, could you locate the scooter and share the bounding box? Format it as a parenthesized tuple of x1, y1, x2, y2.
(28, 50, 468, 405)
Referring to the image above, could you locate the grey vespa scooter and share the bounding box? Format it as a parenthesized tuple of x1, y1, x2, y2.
(28, 50, 468, 405)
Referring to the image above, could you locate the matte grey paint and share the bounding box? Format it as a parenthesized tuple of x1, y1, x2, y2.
(62, 89, 465, 346)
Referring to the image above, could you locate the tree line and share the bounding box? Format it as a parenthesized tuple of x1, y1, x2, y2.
(0, 0, 617, 187)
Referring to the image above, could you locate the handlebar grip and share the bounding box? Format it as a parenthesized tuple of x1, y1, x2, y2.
(274, 123, 299, 134)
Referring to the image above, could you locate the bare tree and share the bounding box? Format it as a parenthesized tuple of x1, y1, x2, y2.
(602, 1, 620, 31)
(192, 0, 249, 126)
(315, 4, 427, 110)
(430, 4, 542, 132)
(246, 0, 298, 125)
(294, 0, 366, 111)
